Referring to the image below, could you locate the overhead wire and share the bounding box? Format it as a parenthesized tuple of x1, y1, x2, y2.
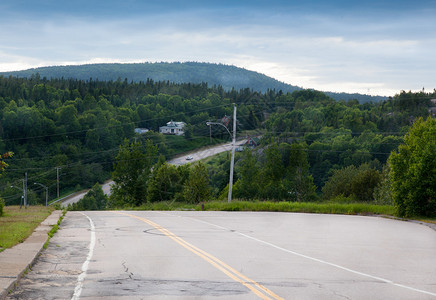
(1, 89, 431, 196)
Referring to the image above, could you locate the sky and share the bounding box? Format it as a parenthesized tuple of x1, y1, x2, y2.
(1, 0, 435, 96)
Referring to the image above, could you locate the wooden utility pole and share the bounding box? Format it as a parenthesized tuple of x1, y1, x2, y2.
(56, 167, 61, 198)
(228, 104, 237, 203)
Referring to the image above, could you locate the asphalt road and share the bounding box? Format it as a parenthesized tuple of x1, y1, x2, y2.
(8, 211, 436, 299)
(167, 140, 246, 166)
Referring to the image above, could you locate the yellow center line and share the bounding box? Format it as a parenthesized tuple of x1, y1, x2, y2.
(113, 211, 284, 300)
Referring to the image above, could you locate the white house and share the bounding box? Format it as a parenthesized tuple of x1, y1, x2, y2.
(159, 121, 186, 135)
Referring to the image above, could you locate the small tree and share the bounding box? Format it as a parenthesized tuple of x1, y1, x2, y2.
(112, 139, 157, 206)
(0, 197, 4, 217)
(147, 163, 185, 203)
(388, 117, 435, 217)
(283, 142, 317, 202)
(0, 152, 13, 216)
(233, 149, 260, 200)
(373, 165, 393, 205)
(350, 169, 381, 202)
(184, 162, 211, 204)
(69, 183, 107, 211)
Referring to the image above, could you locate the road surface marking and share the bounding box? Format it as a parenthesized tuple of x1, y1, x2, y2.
(113, 211, 283, 300)
(190, 215, 436, 298)
(72, 213, 96, 300)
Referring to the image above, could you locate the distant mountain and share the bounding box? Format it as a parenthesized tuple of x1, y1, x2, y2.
(0, 62, 386, 102)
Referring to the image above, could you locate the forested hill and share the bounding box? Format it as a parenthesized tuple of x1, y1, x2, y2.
(0, 62, 386, 103)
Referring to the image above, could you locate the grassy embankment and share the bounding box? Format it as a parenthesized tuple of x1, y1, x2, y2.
(130, 200, 396, 215)
(0, 206, 54, 252)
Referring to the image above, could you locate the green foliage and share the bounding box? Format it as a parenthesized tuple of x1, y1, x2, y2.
(68, 183, 108, 211)
(373, 166, 393, 205)
(111, 140, 157, 206)
(281, 142, 317, 202)
(184, 162, 211, 204)
(233, 149, 260, 200)
(0, 74, 433, 207)
(147, 163, 189, 203)
(0, 197, 4, 217)
(388, 117, 436, 217)
(322, 164, 382, 202)
(201, 200, 395, 215)
(0, 62, 301, 95)
(350, 169, 382, 202)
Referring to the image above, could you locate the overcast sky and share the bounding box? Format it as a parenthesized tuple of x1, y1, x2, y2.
(1, 0, 435, 96)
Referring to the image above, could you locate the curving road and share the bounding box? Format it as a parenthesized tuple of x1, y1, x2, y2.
(167, 140, 246, 166)
(8, 211, 436, 299)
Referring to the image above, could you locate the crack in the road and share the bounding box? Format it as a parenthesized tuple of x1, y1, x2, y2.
(122, 262, 134, 279)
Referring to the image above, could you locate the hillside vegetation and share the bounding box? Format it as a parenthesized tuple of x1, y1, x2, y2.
(0, 62, 386, 102)
(0, 75, 434, 216)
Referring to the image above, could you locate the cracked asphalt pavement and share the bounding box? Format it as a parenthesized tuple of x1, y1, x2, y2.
(7, 211, 436, 299)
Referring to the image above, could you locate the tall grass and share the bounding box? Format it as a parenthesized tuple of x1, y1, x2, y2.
(200, 200, 396, 215)
(0, 206, 54, 251)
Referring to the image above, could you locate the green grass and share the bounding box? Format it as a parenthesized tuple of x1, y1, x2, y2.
(199, 200, 396, 215)
(0, 206, 54, 252)
(115, 199, 396, 216)
(121, 201, 198, 211)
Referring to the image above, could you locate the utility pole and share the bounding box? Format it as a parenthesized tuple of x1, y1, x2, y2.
(205, 104, 237, 203)
(228, 104, 237, 203)
(24, 172, 27, 207)
(34, 183, 48, 206)
(56, 167, 61, 198)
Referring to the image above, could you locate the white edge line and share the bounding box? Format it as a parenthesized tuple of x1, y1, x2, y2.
(190, 216, 436, 297)
(72, 212, 96, 300)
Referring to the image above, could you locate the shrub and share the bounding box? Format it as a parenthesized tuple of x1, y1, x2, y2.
(388, 117, 436, 217)
(0, 197, 4, 216)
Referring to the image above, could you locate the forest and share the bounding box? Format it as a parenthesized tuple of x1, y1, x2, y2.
(0, 62, 386, 103)
(0, 74, 434, 216)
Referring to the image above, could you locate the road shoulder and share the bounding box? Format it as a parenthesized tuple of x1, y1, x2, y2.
(0, 210, 62, 300)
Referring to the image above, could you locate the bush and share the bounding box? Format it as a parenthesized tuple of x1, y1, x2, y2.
(0, 197, 4, 216)
(322, 164, 381, 202)
(388, 117, 436, 217)
(68, 183, 107, 211)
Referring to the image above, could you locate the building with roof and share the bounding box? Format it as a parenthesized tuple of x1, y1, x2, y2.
(159, 121, 186, 135)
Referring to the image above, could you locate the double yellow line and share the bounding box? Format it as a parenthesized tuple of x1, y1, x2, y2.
(114, 211, 283, 300)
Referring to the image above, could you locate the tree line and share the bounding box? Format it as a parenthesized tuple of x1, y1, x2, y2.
(0, 75, 434, 216)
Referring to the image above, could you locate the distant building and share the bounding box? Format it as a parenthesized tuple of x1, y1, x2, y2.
(246, 136, 260, 148)
(159, 121, 186, 135)
(134, 128, 149, 134)
(236, 136, 260, 152)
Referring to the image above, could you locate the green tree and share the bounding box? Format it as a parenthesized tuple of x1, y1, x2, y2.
(388, 117, 436, 217)
(88, 183, 108, 210)
(68, 183, 107, 211)
(183, 162, 211, 204)
(373, 165, 393, 205)
(233, 149, 260, 199)
(111, 139, 158, 206)
(0, 197, 4, 217)
(350, 168, 382, 202)
(322, 165, 359, 200)
(0, 152, 13, 216)
(260, 142, 285, 199)
(282, 142, 317, 202)
(147, 163, 184, 202)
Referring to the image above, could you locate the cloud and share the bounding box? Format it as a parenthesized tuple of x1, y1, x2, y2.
(0, 2, 435, 96)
